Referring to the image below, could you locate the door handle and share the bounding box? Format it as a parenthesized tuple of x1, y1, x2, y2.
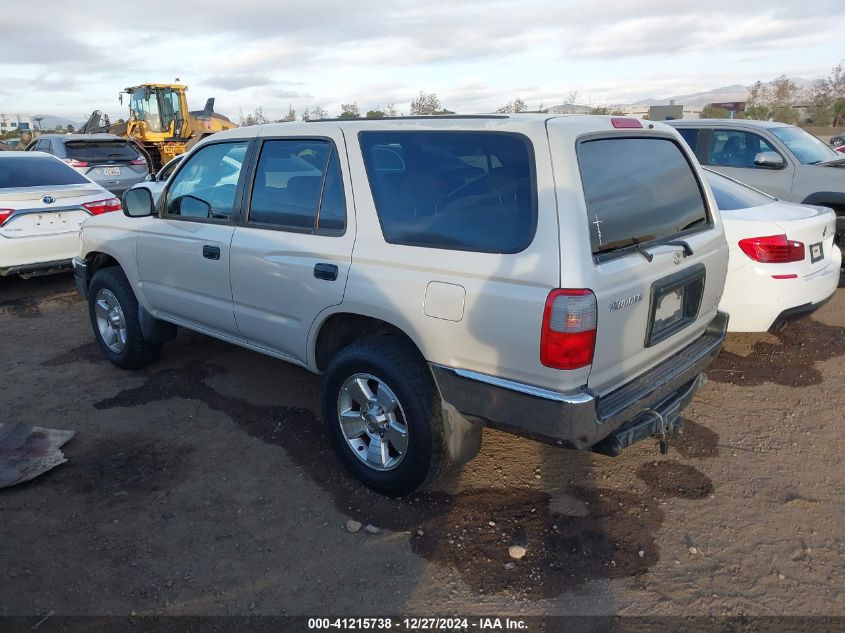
(314, 263, 338, 281)
(202, 245, 221, 260)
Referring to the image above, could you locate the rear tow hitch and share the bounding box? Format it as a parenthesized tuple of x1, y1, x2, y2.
(591, 374, 706, 457)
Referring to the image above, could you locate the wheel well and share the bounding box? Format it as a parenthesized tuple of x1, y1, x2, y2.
(85, 252, 120, 284)
(314, 313, 423, 371)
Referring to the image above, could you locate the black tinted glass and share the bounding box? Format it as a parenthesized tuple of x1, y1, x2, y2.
(360, 131, 536, 253)
(677, 128, 699, 152)
(0, 156, 89, 187)
(317, 149, 346, 231)
(705, 170, 774, 210)
(579, 137, 708, 255)
(706, 130, 776, 168)
(65, 141, 140, 162)
(250, 140, 330, 229)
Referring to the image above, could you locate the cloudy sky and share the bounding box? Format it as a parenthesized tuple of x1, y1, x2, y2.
(2, 0, 843, 121)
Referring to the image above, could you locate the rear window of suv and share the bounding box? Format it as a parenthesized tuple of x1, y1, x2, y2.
(360, 131, 537, 253)
(578, 137, 709, 258)
(64, 140, 140, 163)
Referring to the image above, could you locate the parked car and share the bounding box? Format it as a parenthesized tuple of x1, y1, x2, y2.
(25, 134, 149, 197)
(74, 115, 729, 494)
(830, 132, 845, 148)
(704, 169, 840, 332)
(135, 154, 184, 203)
(668, 119, 845, 279)
(126, 152, 241, 205)
(0, 152, 122, 278)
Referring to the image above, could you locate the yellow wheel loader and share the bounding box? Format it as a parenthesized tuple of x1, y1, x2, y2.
(80, 83, 237, 170)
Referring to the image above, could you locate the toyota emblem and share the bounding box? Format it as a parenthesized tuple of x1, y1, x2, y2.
(42, 195, 55, 204)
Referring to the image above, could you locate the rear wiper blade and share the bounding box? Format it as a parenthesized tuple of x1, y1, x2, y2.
(630, 238, 654, 262)
(663, 239, 694, 258)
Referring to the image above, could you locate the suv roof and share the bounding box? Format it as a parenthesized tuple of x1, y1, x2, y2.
(210, 113, 672, 141)
(668, 119, 793, 130)
(34, 133, 129, 142)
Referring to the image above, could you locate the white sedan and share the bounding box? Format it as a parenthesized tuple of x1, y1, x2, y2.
(0, 152, 121, 278)
(706, 168, 841, 332)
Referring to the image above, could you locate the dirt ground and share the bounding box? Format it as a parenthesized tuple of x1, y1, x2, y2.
(0, 274, 843, 618)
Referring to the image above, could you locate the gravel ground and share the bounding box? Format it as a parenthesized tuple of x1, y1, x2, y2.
(0, 274, 843, 618)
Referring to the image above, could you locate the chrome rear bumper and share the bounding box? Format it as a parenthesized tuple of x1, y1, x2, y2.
(430, 311, 728, 451)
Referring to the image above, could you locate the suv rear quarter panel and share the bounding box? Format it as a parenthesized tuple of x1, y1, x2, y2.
(334, 118, 578, 390)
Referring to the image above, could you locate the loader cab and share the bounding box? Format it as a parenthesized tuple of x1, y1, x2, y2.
(126, 85, 187, 139)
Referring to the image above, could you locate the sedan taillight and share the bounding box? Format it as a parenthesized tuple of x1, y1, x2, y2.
(82, 197, 122, 215)
(738, 234, 804, 263)
(0, 209, 13, 226)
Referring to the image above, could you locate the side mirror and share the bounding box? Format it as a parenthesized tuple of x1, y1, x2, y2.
(144, 173, 154, 182)
(122, 187, 155, 218)
(173, 195, 212, 218)
(754, 151, 785, 169)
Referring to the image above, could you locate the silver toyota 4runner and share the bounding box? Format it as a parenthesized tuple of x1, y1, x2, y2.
(73, 114, 729, 495)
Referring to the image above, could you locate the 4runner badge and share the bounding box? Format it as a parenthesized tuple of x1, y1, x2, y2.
(608, 293, 643, 312)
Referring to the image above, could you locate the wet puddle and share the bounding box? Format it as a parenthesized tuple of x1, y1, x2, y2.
(87, 358, 722, 596)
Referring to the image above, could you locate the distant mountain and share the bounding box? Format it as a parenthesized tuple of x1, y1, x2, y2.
(635, 78, 817, 107)
(32, 114, 85, 131)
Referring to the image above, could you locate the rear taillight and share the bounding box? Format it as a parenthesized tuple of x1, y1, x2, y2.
(540, 289, 597, 370)
(63, 158, 89, 168)
(0, 209, 13, 226)
(82, 197, 122, 215)
(130, 158, 147, 165)
(738, 234, 804, 263)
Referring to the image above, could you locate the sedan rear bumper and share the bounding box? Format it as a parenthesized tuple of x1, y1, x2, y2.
(430, 311, 728, 452)
(0, 232, 79, 277)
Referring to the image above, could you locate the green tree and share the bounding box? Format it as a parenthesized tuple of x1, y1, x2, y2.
(365, 110, 385, 118)
(410, 92, 453, 115)
(496, 98, 527, 113)
(338, 103, 360, 119)
(700, 104, 730, 119)
(240, 107, 268, 126)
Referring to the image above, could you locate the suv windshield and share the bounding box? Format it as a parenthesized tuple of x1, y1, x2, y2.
(0, 155, 89, 188)
(65, 140, 140, 163)
(578, 137, 709, 256)
(704, 169, 775, 210)
(769, 126, 839, 165)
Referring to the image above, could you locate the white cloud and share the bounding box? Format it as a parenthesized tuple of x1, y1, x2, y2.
(1, 0, 842, 118)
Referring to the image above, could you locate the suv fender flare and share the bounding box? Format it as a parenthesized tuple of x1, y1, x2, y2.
(307, 307, 482, 467)
(801, 192, 845, 212)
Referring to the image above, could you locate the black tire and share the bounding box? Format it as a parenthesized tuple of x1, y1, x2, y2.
(321, 335, 447, 496)
(88, 267, 161, 369)
(832, 137, 844, 148)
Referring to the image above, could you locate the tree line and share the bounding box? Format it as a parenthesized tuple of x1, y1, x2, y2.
(700, 60, 845, 126)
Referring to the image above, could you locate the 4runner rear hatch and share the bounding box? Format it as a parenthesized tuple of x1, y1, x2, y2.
(548, 118, 729, 396)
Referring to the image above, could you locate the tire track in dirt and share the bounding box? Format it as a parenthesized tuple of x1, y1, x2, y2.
(88, 359, 722, 597)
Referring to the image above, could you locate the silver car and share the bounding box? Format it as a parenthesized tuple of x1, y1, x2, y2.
(26, 134, 149, 196)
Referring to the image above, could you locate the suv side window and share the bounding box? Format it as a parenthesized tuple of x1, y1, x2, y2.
(706, 129, 777, 168)
(359, 131, 537, 253)
(677, 128, 700, 153)
(165, 142, 248, 220)
(35, 139, 52, 153)
(247, 139, 346, 234)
